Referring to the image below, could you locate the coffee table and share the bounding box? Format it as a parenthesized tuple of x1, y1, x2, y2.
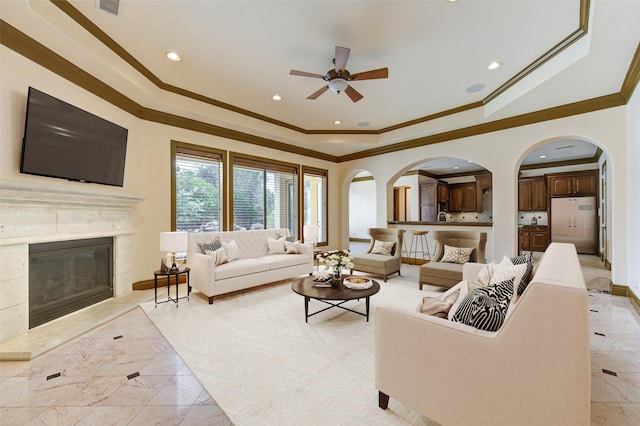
(291, 275, 381, 322)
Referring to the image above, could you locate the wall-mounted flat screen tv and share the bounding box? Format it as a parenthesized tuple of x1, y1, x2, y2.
(20, 87, 128, 187)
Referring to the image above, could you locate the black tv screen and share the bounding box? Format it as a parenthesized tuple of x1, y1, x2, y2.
(20, 87, 128, 187)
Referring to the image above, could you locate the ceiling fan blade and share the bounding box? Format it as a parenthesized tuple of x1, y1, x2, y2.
(334, 46, 350, 72)
(344, 85, 364, 103)
(307, 85, 329, 100)
(290, 70, 325, 79)
(350, 67, 389, 81)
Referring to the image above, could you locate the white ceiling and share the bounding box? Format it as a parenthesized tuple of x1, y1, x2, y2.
(2, 0, 639, 164)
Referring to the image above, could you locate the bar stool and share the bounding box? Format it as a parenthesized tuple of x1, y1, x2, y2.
(408, 230, 431, 265)
(401, 232, 410, 259)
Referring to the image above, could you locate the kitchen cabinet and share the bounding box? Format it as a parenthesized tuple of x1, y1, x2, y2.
(419, 181, 437, 222)
(449, 183, 477, 212)
(518, 177, 547, 211)
(437, 183, 448, 203)
(519, 225, 550, 252)
(547, 171, 597, 197)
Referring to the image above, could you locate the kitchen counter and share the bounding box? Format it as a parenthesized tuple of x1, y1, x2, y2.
(388, 221, 493, 227)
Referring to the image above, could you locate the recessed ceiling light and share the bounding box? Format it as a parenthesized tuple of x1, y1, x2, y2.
(466, 83, 485, 93)
(487, 61, 502, 70)
(334, 120, 341, 125)
(166, 51, 181, 62)
(539, 155, 547, 159)
(272, 94, 282, 101)
(453, 166, 460, 170)
(358, 121, 370, 127)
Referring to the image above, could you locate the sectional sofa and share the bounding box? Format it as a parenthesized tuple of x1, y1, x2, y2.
(376, 242, 590, 425)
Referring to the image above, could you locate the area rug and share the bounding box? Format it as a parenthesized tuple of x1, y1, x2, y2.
(140, 268, 440, 425)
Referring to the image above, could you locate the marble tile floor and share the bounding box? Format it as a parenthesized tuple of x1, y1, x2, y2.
(1, 251, 638, 425)
(0, 298, 232, 425)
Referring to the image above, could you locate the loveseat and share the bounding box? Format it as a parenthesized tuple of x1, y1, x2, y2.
(376, 242, 590, 425)
(419, 231, 486, 289)
(187, 228, 313, 304)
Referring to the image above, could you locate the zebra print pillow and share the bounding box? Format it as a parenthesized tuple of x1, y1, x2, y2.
(451, 277, 515, 332)
(511, 252, 534, 295)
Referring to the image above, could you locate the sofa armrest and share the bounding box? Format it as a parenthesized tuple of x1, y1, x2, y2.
(189, 252, 216, 296)
(462, 262, 485, 281)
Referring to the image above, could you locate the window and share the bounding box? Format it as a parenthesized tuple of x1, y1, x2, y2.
(172, 142, 224, 232)
(231, 154, 299, 238)
(303, 167, 328, 245)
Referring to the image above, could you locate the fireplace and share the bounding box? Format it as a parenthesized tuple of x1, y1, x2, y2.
(0, 180, 143, 344)
(29, 237, 114, 328)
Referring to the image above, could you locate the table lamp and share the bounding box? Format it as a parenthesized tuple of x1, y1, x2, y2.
(303, 224, 319, 248)
(160, 231, 188, 272)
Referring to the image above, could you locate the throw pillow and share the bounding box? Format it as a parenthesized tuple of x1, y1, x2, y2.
(267, 237, 286, 255)
(205, 247, 227, 266)
(441, 245, 475, 264)
(222, 240, 241, 262)
(451, 277, 515, 332)
(418, 284, 462, 318)
(285, 240, 302, 254)
(511, 252, 534, 295)
(370, 240, 395, 256)
(477, 261, 497, 286)
(198, 237, 221, 254)
(275, 232, 296, 243)
(489, 256, 527, 301)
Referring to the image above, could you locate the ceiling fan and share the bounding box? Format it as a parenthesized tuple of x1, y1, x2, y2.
(289, 46, 388, 103)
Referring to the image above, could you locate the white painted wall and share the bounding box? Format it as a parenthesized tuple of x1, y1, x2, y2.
(627, 87, 640, 295)
(338, 107, 632, 287)
(1, 42, 637, 292)
(349, 179, 376, 239)
(393, 174, 420, 221)
(0, 46, 339, 283)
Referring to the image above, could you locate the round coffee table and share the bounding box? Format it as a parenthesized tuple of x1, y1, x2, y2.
(291, 275, 381, 322)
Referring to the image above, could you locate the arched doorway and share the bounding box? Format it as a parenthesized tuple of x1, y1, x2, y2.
(517, 138, 609, 263)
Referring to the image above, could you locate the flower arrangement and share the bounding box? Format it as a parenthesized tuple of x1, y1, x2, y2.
(316, 249, 354, 270)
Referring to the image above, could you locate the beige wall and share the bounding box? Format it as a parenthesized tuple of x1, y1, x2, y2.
(338, 106, 632, 286)
(1, 40, 637, 290)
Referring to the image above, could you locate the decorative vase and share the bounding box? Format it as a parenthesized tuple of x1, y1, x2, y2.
(332, 265, 342, 287)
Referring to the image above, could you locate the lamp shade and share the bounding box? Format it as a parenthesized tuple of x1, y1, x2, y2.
(303, 224, 319, 242)
(328, 78, 348, 93)
(159, 231, 188, 252)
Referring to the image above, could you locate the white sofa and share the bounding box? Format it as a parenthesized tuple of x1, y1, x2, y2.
(376, 242, 590, 425)
(187, 228, 313, 304)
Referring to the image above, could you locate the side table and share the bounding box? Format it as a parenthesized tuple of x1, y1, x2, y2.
(154, 267, 190, 308)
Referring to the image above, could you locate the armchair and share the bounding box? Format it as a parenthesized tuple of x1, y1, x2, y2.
(419, 231, 487, 289)
(350, 228, 405, 282)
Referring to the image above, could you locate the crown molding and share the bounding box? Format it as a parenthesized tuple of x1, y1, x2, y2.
(49, 0, 598, 136)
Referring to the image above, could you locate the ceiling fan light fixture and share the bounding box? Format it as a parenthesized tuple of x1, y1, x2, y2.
(328, 78, 348, 93)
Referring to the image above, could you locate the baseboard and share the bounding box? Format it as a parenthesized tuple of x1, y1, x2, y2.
(610, 283, 640, 316)
(133, 274, 188, 291)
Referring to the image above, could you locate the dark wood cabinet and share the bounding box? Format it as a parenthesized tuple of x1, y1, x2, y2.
(519, 225, 549, 252)
(449, 183, 477, 212)
(518, 177, 547, 211)
(437, 183, 448, 203)
(547, 171, 597, 197)
(419, 181, 437, 222)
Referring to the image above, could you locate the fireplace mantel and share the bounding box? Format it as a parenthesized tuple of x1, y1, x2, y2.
(0, 180, 144, 345)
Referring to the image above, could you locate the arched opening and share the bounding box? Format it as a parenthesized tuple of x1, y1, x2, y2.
(392, 157, 493, 224)
(516, 138, 610, 271)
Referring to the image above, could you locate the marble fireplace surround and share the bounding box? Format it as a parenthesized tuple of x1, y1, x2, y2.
(0, 180, 144, 348)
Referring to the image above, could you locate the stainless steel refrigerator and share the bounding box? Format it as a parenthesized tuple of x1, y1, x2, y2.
(551, 197, 597, 254)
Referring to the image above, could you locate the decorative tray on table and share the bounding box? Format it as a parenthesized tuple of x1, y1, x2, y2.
(343, 277, 373, 290)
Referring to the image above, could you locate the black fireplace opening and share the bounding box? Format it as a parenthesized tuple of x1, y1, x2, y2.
(29, 237, 114, 329)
